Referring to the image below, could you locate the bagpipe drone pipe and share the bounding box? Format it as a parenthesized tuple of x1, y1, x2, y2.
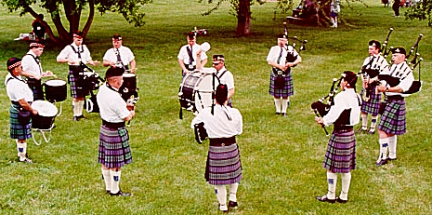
(310, 75, 344, 136)
(283, 22, 307, 65)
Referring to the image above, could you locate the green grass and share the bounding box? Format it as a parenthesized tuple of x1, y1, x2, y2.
(1, 0, 432, 214)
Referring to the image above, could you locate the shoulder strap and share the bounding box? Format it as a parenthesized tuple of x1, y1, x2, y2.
(6, 77, 14, 85)
(218, 70, 228, 79)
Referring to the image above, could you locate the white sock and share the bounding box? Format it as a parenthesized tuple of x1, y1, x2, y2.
(78, 100, 84, 116)
(281, 99, 289, 114)
(326, 172, 337, 199)
(72, 101, 79, 116)
(370, 116, 378, 132)
(102, 168, 111, 192)
(228, 183, 239, 202)
(16, 140, 27, 158)
(378, 138, 389, 161)
(340, 172, 352, 200)
(389, 136, 397, 159)
(274, 98, 282, 113)
(110, 169, 121, 194)
(214, 185, 227, 209)
(361, 114, 368, 130)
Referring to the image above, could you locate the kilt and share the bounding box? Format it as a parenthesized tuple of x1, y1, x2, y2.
(378, 98, 406, 135)
(27, 78, 44, 101)
(68, 69, 88, 98)
(323, 129, 356, 173)
(205, 143, 242, 185)
(361, 87, 381, 116)
(98, 124, 133, 169)
(269, 71, 294, 98)
(10, 105, 32, 140)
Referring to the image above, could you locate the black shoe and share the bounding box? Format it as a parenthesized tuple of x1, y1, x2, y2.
(73, 116, 80, 121)
(316, 195, 336, 203)
(336, 197, 348, 204)
(77, 115, 86, 119)
(376, 159, 388, 166)
(388, 157, 397, 161)
(110, 190, 131, 196)
(228, 201, 238, 208)
(282, 113, 287, 117)
(275, 112, 281, 115)
(368, 129, 375, 135)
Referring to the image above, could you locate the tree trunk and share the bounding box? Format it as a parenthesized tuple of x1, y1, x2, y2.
(82, 0, 95, 38)
(236, 0, 251, 36)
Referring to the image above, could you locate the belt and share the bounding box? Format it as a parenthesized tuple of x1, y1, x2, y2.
(102, 120, 125, 129)
(334, 125, 353, 133)
(209, 136, 236, 146)
(387, 95, 404, 101)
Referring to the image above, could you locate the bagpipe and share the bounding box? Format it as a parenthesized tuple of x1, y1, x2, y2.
(283, 22, 307, 56)
(311, 74, 345, 136)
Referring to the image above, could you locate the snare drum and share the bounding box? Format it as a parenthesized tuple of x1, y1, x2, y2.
(120, 73, 138, 101)
(32, 100, 58, 130)
(178, 70, 219, 113)
(44, 79, 67, 102)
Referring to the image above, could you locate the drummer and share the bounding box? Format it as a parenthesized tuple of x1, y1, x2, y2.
(102, 34, 137, 73)
(21, 40, 53, 100)
(178, 31, 208, 76)
(5, 57, 38, 163)
(56, 30, 99, 121)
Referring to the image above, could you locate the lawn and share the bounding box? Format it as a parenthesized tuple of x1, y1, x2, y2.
(0, 0, 431, 214)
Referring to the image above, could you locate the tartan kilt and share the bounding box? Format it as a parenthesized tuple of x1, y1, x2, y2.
(9, 105, 32, 140)
(378, 98, 406, 135)
(98, 125, 133, 169)
(68, 70, 89, 98)
(323, 130, 356, 173)
(269, 71, 294, 97)
(205, 143, 242, 185)
(361, 87, 381, 116)
(27, 79, 44, 101)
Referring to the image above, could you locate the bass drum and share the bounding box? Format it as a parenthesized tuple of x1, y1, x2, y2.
(32, 100, 58, 130)
(44, 79, 67, 102)
(178, 69, 219, 113)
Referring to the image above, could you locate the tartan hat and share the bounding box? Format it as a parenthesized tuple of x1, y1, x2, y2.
(391, 47, 406, 55)
(342, 71, 358, 88)
(213, 54, 225, 62)
(7, 57, 22, 72)
(187, 31, 196, 40)
(105, 67, 124, 79)
(368, 40, 381, 50)
(215, 84, 228, 104)
(73, 30, 84, 39)
(278, 34, 288, 39)
(112, 33, 122, 41)
(29, 40, 45, 48)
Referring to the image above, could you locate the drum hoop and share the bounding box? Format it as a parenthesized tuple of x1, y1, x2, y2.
(45, 79, 66, 86)
(123, 73, 136, 77)
(32, 101, 58, 117)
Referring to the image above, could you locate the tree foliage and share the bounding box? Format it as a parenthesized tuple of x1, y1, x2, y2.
(199, 0, 265, 36)
(405, 0, 432, 26)
(1, 0, 151, 44)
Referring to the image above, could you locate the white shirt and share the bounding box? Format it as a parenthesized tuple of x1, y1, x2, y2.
(216, 66, 234, 90)
(267, 45, 298, 66)
(191, 105, 243, 139)
(323, 88, 361, 127)
(96, 83, 130, 123)
(5, 73, 34, 102)
(178, 43, 208, 65)
(22, 51, 43, 77)
(362, 54, 389, 77)
(57, 43, 93, 66)
(381, 61, 414, 97)
(103, 46, 135, 66)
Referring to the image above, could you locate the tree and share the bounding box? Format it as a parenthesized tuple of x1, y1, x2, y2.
(2, 0, 151, 44)
(405, 0, 432, 27)
(200, 0, 265, 36)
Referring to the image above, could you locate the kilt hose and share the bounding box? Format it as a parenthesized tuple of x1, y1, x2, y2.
(269, 71, 294, 98)
(378, 98, 406, 135)
(68, 70, 88, 98)
(323, 129, 356, 173)
(361, 86, 382, 116)
(205, 143, 242, 185)
(98, 125, 133, 169)
(10, 105, 32, 140)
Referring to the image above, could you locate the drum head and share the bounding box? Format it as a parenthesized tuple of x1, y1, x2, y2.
(45, 79, 66, 86)
(123, 73, 136, 78)
(194, 73, 219, 112)
(201, 68, 216, 74)
(32, 100, 58, 117)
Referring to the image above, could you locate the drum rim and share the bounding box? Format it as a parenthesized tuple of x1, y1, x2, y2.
(123, 73, 136, 77)
(45, 79, 66, 86)
(32, 100, 58, 117)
